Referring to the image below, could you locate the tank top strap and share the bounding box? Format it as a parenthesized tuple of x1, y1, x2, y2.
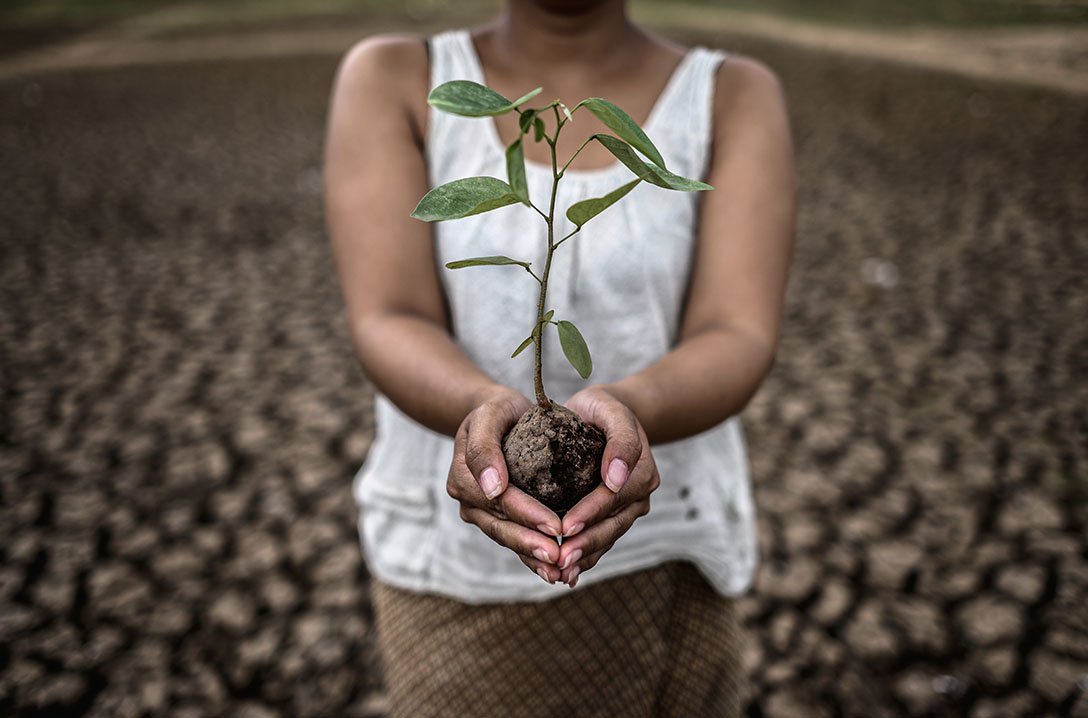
(657, 47, 728, 135)
(425, 31, 497, 181)
(428, 29, 483, 86)
(647, 46, 727, 185)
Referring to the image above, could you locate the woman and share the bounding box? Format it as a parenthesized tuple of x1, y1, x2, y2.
(324, 0, 794, 714)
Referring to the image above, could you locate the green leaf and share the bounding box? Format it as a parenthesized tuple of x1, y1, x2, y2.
(557, 320, 592, 379)
(411, 177, 521, 222)
(518, 109, 536, 135)
(576, 97, 666, 169)
(511, 87, 544, 109)
(566, 179, 642, 228)
(445, 255, 531, 270)
(559, 102, 574, 124)
(511, 334, 534, 358)
(506, 139, 530, 206)
(427, 81, 542, 117)
(592, 135, 713, 191)
(533, 117, 546, 142)
(542, 310, 554, 324)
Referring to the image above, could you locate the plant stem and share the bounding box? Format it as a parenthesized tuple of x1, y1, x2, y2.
(532, 111, 566, 408)
(560, 135, 595, 175)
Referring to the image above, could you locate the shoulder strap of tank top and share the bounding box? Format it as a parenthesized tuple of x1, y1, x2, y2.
(425, 30, 494, 178)
(655, 47, 727, 135)
(428, 29, 482, 87)
(649, 47, 727, 181)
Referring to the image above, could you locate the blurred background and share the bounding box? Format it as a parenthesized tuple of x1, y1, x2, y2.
(1, 0, 1086, 716)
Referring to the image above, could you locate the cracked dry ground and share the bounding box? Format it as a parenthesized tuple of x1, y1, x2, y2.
(1, 32, 1086, 718)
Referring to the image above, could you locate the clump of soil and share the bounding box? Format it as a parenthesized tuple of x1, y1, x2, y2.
(502, 401, 606, 513)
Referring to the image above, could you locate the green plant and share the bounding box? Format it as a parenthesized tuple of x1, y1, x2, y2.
(411, 80, 712, 511)
(412, 80, 712, 406)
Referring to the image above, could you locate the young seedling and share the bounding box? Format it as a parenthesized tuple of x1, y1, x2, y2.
(412, 80, 712, 513)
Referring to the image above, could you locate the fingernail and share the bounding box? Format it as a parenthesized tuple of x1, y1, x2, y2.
(605, 458, 629, 492)
(561, 548, 582, 570)
(480, 467, 502, 499)
(563, 522, 584, 538)
(536, 567, 552, 584)
(533, 547, 554, 564)
(537, 523, 560, 538)
(567, 565, 580, 588)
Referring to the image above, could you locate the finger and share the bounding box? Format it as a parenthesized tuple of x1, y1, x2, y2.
(558, 498, 648, 577)
(461, 505, 560, 566)
(494, 486, 563, 538)
(560, 482, 623, 538)
(518, 554, 561, 585)
(567, 397, 642, 494)
(462, 407, 519, 501)
(560, 548, 606, 587)
(446, 435, 490, 508)
(449, 447, 563, 537)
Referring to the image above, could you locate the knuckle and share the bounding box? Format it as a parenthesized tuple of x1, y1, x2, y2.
(480, 514, 501, 542)
(463, 442, 492, 471)
(614, 436, 641, 465)
(463, 441, 484, 465)
(608, 512, 630, 536)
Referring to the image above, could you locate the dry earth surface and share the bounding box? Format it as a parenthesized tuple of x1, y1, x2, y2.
(1, 17, 1087, 718)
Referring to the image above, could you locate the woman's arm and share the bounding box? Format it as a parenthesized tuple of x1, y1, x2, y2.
(590, 55, 795, 445)
(324, 35, 567, 570)
(325, 36, 506, 437)
(556, 55, 796, 580)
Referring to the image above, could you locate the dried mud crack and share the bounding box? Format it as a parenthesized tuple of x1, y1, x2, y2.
(1, 30, 1086, 718)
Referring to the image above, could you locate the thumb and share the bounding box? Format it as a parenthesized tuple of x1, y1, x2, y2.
(463, 408, 514, 500)
(577, 399, 642, 494)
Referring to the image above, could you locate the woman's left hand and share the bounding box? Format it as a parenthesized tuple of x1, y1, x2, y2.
(558, 386, 660, 587)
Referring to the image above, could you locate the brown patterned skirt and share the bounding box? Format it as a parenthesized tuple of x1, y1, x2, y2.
(371, 561, 744, 717)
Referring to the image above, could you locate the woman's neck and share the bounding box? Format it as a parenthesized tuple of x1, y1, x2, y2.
(487, 0, 642, 75)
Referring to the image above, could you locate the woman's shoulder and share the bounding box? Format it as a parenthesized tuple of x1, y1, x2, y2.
(714, 51, 785, 103)
(339, 32, 428, 76)
(712, 52, 787, 119)
(335, 33, 429, 94)
(708, 52, 789, 145)
(331, 33, 430, 142)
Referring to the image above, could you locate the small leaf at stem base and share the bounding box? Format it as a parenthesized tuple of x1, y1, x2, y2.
(511, 334, 534, 358)
(557, 320, 592, 379)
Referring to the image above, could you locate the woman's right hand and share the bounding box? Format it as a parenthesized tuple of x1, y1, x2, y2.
(446, 387, 566, 584)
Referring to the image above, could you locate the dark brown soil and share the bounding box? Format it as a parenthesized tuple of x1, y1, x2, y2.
(502, 402, 606, 513)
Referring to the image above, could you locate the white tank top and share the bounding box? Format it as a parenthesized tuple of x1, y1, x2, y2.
(353, 29, 758, 602)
